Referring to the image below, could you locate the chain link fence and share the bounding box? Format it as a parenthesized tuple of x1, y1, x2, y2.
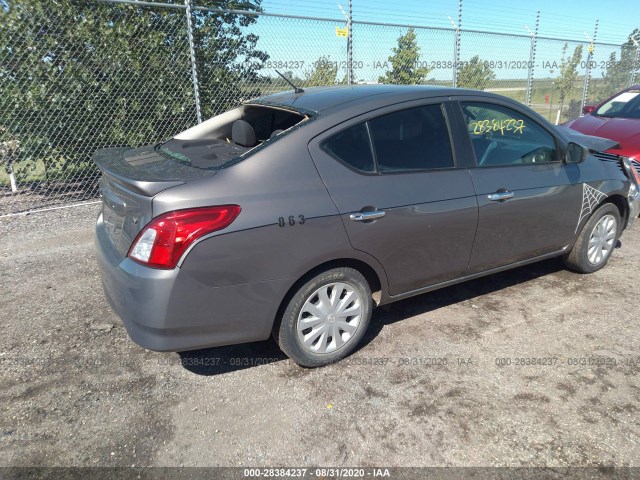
(1, 0, 638, 215)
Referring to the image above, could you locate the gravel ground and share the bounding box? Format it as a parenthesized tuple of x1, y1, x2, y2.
(1, 204, 639, 469)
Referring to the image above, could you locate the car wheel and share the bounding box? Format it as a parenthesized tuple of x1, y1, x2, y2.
(564, 203, 620, 273)
(276, 267, 372, 367)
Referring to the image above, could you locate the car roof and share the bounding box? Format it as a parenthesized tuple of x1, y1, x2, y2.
(250, 84, 472, 114)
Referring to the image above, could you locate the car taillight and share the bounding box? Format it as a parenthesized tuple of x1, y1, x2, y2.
(128, 205, 241, 269)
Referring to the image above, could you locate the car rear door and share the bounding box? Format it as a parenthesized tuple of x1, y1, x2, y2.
(450, 97, 583, 273)
(308, 99, 478, 296)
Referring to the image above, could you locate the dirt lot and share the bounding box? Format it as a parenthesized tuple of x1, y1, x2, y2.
(1, 204, 640, 470)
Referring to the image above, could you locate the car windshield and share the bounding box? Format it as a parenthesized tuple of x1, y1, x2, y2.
(595, 89, 640, 118)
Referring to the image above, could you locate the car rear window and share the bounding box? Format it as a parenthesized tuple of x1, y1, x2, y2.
(160, 105, 310, 170)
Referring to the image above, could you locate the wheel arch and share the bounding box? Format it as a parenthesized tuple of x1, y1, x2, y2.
(569, 193, 627, 252)
(271, 257, 385, 337)
(603, 194, 629, 229)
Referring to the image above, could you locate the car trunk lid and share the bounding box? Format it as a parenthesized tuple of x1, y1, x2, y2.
(94, 146, 217, 256)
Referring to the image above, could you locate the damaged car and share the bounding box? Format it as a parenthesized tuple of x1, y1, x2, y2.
(95, 85, 640, 367)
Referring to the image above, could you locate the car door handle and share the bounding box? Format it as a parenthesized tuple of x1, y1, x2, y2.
(349, 210, 386, 222)
(487, 191, 514, 202)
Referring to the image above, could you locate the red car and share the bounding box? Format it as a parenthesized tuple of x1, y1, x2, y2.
(565, 86, 640, 164)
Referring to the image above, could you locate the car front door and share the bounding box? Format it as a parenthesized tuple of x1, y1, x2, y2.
(453, 99, 584, 273)
(308, 100, 478, 296)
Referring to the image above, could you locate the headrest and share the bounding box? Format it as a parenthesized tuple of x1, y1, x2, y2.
(232, 119, 257, 147)
(270, 129, 284, 139)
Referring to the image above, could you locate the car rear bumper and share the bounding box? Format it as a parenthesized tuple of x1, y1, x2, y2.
(95, 213, 289, 352)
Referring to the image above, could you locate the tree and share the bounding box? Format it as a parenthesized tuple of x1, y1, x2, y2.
(0, 0, 267, 188)
(457, 56, 496, 90)
(304, 56, 339, 87)
(269, 70, 305, 91)
(601, 29, 639, 98)
(554, 43, 583, 114)
(192, 2, 268, 117)
(378, 28, 430, 85)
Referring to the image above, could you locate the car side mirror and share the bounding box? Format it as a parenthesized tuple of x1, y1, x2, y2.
(582, 105, 596, 115)
(566, 142, 586, 163)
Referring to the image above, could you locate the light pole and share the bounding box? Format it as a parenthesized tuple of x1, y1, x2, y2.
(524, 11, 540, 107)
(448, 0, 462, 88)
(580, 21, 598, 116)
(338, 1, 353, 84)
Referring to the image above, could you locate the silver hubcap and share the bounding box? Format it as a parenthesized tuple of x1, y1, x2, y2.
(296, 282, 363, 354)
(587, 214, 617, 265)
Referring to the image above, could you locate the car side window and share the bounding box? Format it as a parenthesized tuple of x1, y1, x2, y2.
(461, 102, 558, 167)
(368, 104, 454, 172)
(321, 123, 375, 173)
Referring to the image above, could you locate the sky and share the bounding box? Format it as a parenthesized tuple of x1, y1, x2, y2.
(259, 0, 638, 45)
(243, 0, 638, 85)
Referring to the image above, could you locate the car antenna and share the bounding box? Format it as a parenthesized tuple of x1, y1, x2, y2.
(275, 70, 304, 94)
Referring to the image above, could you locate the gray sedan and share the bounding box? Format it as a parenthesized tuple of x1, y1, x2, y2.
(95, 85, 640, 367)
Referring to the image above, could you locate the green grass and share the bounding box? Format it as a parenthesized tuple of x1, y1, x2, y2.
(0, 158, 98, 188)
(0, 159, 47, 187)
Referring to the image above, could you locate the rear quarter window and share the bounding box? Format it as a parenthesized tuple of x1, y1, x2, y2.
(321, 123, 376, 173)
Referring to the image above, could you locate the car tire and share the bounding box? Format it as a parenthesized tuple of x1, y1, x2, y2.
(276, 267, 372, 367)
(563, 203, 621, 273)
